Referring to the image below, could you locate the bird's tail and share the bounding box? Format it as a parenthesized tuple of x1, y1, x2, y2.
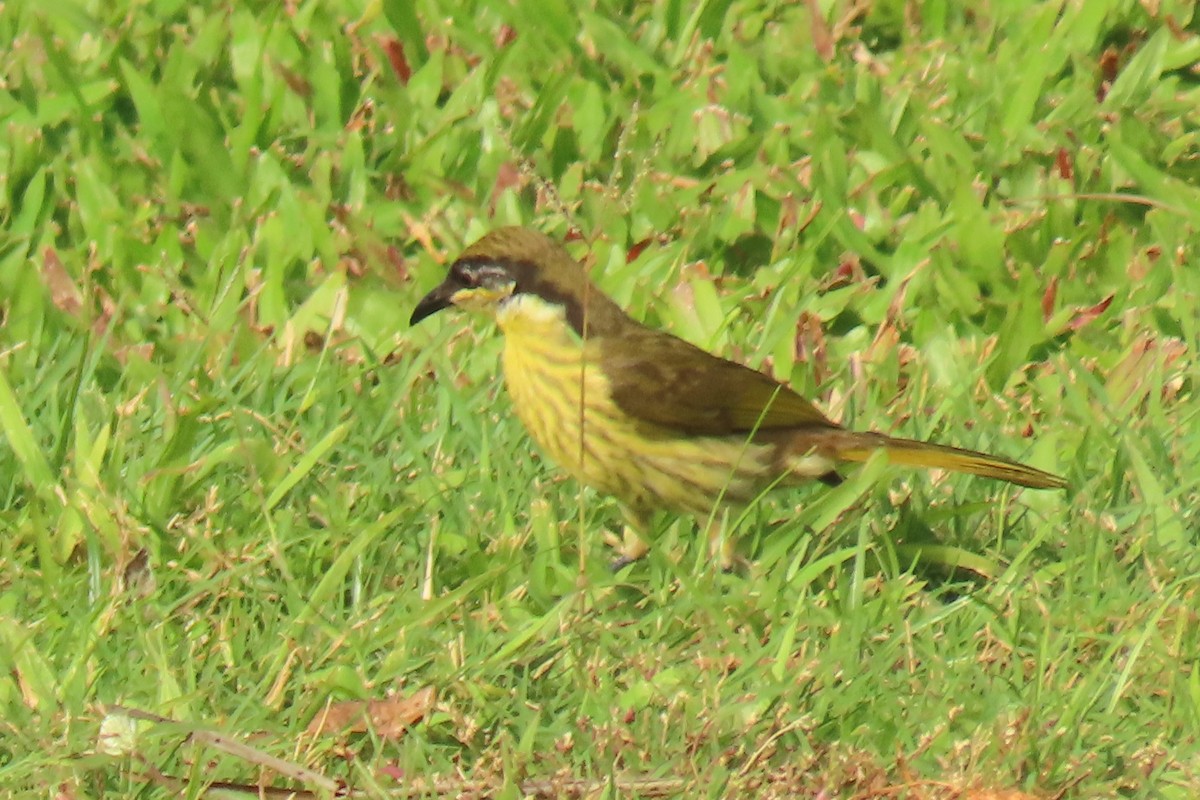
(831, 432, 1066, 490)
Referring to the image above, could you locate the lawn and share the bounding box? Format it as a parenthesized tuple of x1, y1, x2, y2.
(1, 0, 1198, 797)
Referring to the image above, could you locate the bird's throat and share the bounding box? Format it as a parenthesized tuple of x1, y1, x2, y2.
(494, 293, 579, 340)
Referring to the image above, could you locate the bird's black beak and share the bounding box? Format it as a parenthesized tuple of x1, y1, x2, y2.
(409, 278, 459, 326)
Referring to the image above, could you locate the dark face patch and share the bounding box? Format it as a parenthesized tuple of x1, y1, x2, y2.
(411, 260, 519, 326)
(450, 259, 514, 292)
(454, 255, 610, 338)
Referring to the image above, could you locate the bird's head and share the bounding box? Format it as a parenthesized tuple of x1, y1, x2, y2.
(409, 226, 629, 336)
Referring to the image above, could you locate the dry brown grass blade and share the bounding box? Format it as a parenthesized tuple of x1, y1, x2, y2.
(102, 705, 340, 794)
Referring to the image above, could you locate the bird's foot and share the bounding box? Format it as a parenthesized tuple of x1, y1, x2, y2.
(609, 554, 638, 572)
(604, 525, 649, 571)
(706, 521, 743, 573)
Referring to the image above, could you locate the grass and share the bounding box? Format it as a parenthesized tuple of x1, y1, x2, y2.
(1, 0, 1198, 797)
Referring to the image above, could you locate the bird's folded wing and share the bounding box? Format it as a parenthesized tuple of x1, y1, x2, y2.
(600, 327, 838, 436)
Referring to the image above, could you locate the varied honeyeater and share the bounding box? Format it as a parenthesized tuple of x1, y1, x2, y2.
(410, 227, 1065, 568)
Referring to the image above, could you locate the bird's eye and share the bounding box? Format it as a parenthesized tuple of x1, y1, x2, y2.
(456, 262, 511, 290)
(450, 264, 476, 287)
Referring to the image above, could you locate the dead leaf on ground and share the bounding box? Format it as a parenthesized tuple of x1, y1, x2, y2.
(306, 686, 436, 741)
(42, 247, 85, 316)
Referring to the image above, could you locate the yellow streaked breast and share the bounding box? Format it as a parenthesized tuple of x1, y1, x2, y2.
(495, 296, 778, 518)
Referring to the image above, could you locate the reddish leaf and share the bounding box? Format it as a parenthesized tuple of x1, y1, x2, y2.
(379, 37, 411, 84)
(805, 0, 835, 62)
(487, 162, 522, 216)
(1097, 47, 1119, 101)
(378, 764, 405, 781)
(1067, 294, 1114, 331)
(492, 161, 522, 195)
(495, 24, 517, 48)
(1099, 47, 1119, 83)
(1041, 275, 1058, 322)
(1055, 147, 1074, 181)
(824, 256, 864, 291)
(625, 238, 651, 264)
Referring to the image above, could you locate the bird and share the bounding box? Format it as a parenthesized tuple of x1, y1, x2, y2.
(409, 226, 1066, 569)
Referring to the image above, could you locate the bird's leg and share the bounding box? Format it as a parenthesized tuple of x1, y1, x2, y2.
(605, 506, 651, 571)
(705, 512, 740, 573)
